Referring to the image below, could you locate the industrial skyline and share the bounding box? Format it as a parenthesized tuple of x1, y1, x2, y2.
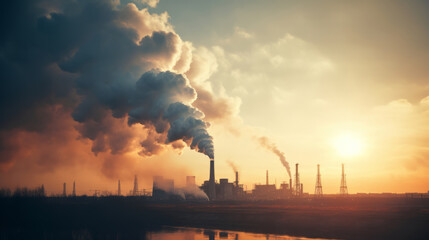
(1, 0, 429, 197)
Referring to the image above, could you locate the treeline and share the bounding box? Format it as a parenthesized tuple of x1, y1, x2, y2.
(0, 185, 45, 197)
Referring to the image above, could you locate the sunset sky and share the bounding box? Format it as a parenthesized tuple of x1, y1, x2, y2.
(1, 0, 428, 195)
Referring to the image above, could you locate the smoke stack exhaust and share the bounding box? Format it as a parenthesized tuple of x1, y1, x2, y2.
(208, 159, 216, 200)
(295, 163, 300, 196)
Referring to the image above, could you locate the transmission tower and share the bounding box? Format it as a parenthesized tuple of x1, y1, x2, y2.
(340, 163, 348, 196)
(133, 175, 138, 196)
(314, 164, 323, 197)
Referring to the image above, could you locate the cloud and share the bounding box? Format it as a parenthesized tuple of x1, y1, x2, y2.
(370, 96, 429, 171)
(234, 26, 253, 39)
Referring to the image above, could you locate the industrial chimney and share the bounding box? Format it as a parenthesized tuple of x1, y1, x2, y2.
(266, 170, 269, 185)
(295, 163, 300, 196)
(63, 182, 66, 197)
(235, 171, 239, 187)
(133, 175, 138, 196)
(208, 159, 216, 200)
(118, 180, 121, 196)
(72, 181, 76, 197)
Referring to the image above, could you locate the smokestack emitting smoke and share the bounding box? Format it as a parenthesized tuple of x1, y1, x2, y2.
(227, 160, 238, 173)
(258, 137, 291, 179)
(208, 159, 216, 200)
(0, 0, 217, 180)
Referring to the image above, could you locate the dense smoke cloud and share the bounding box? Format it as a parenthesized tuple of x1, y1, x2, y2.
(0, 0, 215, 182)
(258, 136, 291, 179)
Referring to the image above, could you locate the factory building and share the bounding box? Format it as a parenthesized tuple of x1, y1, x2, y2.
(217, 178, 234, 200)
(152, 176, 174, 200)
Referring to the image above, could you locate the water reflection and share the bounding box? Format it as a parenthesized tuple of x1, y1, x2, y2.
(147, 227, 335, 240)
(0, 227, 336, 240)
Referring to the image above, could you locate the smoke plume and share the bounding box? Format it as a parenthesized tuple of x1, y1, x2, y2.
(0, 0, 221, 193)
(258, 136, 291, 179)
(227, 160, 238, 173)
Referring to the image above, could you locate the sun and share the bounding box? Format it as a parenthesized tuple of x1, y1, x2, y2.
(333, 132, 364, 157)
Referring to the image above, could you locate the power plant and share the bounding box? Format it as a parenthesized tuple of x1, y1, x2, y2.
(52, 162, 358, 200)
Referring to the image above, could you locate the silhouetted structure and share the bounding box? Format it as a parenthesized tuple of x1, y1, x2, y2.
(118, 180, 121, 196)
(152, 176, 174, 200)
(63, 182, 66, 197)
(340, 163, 348, 195)
(133, 175, 138, 196)
(295, 164, 301, 196)
(217, 178, 233, 200)
(266, 170, 269, 185)
(208, 160, 216, 200)
(186, 176, 196, 186)
(314, 164, 323, 197)
(72, 181, 76, 197)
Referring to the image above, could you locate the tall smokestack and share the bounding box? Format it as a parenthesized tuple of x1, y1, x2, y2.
(208, 159, 216, 200)
(118, 180, 121, 196)
(133, 175, 138, 196)
(266, 170, 269, 185)
(63, 182, 66, 197)
(295, 163, 300, 196)
(235, 171, 239, 187)
(289, 178, 293, 192)
(72, 181, 76, 197)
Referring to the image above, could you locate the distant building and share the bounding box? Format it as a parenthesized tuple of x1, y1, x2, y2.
(217, 178, 234, 200)
(186, 176, 196, 187)
(252, 184, 277, 200)
(152, 176, 174, 200)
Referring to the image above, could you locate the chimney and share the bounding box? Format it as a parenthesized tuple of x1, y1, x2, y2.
(301, 183, 303, 195)
(63, 182, 66, 197)
(118, 180, 121, 196)
(133, 175, 138, 196)
(235, 171, 239, 187)
(72, 181, 76, 197)
(289, 178, 292, 191)
(266, 170, 269, 185)
(295, 163, 300, 196)
(209, 159, 216, 200)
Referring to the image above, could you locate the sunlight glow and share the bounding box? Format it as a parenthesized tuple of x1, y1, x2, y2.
(333, 132, 364, 157)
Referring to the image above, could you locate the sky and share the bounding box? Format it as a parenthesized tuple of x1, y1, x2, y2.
(1, 0, 428, 195)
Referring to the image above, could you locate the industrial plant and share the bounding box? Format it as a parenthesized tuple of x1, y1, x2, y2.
(13, 160, 429, 201)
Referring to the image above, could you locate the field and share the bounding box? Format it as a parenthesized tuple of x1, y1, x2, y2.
(1, 197, 428, 240)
